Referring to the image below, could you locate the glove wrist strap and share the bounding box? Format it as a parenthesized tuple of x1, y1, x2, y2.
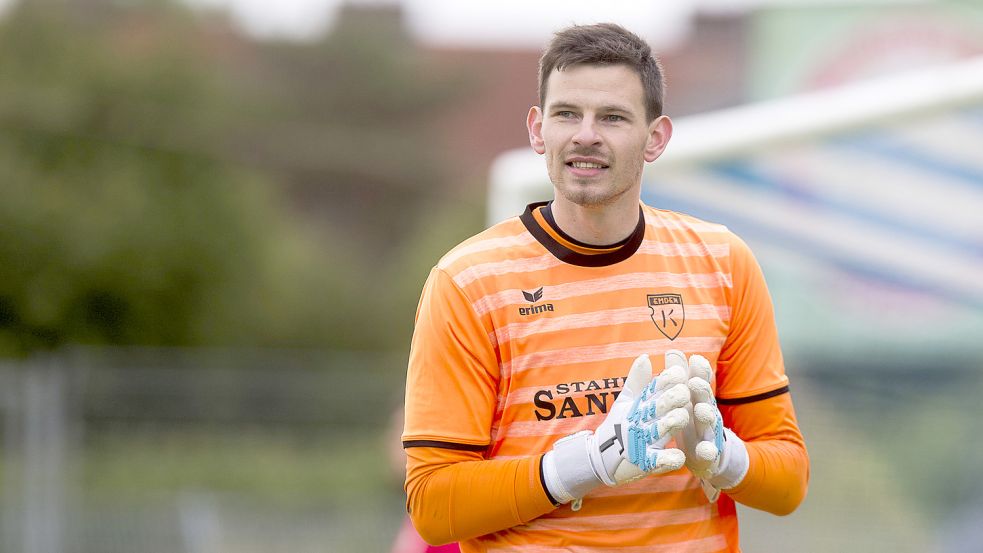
(706, 427, 749, 491)
(543, 431, 602, 503)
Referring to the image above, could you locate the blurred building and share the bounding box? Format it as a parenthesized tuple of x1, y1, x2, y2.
(418, 10, 748, 186)
(333, 2, 983, 194)
(413, 9, 751, 188)
(484, 1, 983, 371)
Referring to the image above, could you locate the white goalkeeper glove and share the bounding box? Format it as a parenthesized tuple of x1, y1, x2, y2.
(542, 354, 690, 508)
(667, 350, 749, 502)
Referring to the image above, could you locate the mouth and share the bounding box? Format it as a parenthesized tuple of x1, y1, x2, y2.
(565, 159, 609, 177)
(565, 160, 609, 169)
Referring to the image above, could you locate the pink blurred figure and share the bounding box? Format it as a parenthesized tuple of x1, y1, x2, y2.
(391, 517, 461, 553)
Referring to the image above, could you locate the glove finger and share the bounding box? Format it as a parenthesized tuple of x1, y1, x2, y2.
(665, 349, 687, 372)
(693, 402, 717, 440)
(645, 447, 685, 474)
(694, 401, 726, 458)
(695, 440, 719, 464)
(623, 355, 653, 397)
(654, 365, 688, 393)
(627, 403, 687, 466)
(688, 377, 717, 438)
(651, 407, 689, 448)
(688, 354, 713, 384)
(656, 383, 690, 416)
(688, 377, 714, 405)
(619, 356, 654, 418)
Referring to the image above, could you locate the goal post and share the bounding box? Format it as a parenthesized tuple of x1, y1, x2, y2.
(489, 54, 983, 224)
(487, 55, 983, 366)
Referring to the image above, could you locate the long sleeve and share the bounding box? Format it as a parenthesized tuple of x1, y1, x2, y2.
(714, 232, 809, 515)
(721, 393, 809, 515)
(402, 266, 557, 544)
(404, 446, 557, 545)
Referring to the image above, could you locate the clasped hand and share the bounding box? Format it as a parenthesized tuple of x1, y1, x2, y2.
(544, 351, 748, 505)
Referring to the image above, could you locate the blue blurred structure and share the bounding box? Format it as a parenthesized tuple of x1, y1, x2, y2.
(488, 56, 983, 551)
(489, 55, 983, 369)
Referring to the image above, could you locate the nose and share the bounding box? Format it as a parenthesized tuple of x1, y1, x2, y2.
(572, 117, 601, 146)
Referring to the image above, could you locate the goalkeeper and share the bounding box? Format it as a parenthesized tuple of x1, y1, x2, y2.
(402, 22, 808, 552)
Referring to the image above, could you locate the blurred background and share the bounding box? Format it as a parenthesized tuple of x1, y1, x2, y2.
(0, 0, 981, 551)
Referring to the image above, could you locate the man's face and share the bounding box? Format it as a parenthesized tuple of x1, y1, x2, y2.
(527, 64, 670, 209)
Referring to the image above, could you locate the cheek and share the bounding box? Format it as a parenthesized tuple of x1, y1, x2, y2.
(541, 127, 560, 148)
(543, 136, 566, 160)
(622, 135, 649, 158)
(542, 123, 574, 146)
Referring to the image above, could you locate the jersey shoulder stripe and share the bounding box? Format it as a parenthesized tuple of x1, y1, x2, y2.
(437, 216, 533, 273)
(717, 385, 790, 405)
(403, 440, 489, 451)
(642, 204, 731, 235)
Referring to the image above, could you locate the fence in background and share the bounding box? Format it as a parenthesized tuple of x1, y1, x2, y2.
(2, 347, 982, 552)
(0, 348, 407, 553)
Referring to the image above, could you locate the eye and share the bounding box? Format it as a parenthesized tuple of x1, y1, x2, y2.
(604, 114, 626, 122)
(556, 111, 576, 119)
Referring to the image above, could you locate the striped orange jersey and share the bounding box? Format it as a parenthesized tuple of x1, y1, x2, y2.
(403, 202, 808, 552)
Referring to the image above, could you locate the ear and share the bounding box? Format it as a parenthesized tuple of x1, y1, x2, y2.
(643, 115, 673, 163)
(527, 106, 545, 155)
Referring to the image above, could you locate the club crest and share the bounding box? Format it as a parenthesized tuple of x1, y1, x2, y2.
(647, 293, 685, 341)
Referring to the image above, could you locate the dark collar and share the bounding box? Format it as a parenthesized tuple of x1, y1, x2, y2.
(519, 201, 645, 267)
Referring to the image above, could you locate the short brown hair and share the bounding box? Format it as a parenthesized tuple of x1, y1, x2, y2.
(538, 23, 665, 121)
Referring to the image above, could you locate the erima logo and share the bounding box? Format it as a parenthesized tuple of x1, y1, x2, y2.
(522, 287, 544, 302)
(519, 287, 554, 316)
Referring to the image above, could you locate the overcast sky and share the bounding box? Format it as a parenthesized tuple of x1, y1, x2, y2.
(0, 0, 927, 48)
(181, 0, 769, 48)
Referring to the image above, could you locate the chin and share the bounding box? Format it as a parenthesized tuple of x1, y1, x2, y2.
(560, 189, 617, 208)
(558, 179, 620, 204)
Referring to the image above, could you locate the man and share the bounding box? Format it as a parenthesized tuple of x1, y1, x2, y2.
(402, 23, 808, 552)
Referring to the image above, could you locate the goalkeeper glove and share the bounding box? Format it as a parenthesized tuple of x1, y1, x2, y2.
(667, 350, 749, 502)
(541, 354, 690, 508)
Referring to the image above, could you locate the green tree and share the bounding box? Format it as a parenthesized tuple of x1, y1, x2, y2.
(0, 2, 341, 353)
(0, 1, 478, 356)
(232, 5, 474, 261)
(208, 5, 479, 349)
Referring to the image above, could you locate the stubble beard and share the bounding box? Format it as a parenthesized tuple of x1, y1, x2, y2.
(555, 177, 629, 208)
(548, 155, 643, 209)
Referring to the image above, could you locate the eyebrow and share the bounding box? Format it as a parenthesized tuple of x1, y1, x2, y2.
(548, 102, 635, 115)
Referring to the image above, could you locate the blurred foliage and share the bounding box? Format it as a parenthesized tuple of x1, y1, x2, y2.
(0, 1, 481, 356)
(241, 6, 473, 255)
(82, 431, 397, 507)
(797, 368, 983, 537)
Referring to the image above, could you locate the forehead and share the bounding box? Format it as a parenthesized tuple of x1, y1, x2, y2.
(544, 63, 645, 113)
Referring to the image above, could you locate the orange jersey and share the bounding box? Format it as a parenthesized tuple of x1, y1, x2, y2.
(403, 202, 808, 552)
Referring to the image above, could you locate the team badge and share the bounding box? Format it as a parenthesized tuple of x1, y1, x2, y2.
(647, 293, 684, 341)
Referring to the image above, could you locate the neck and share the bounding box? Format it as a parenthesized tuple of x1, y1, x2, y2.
(550, 195, 640, 246)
